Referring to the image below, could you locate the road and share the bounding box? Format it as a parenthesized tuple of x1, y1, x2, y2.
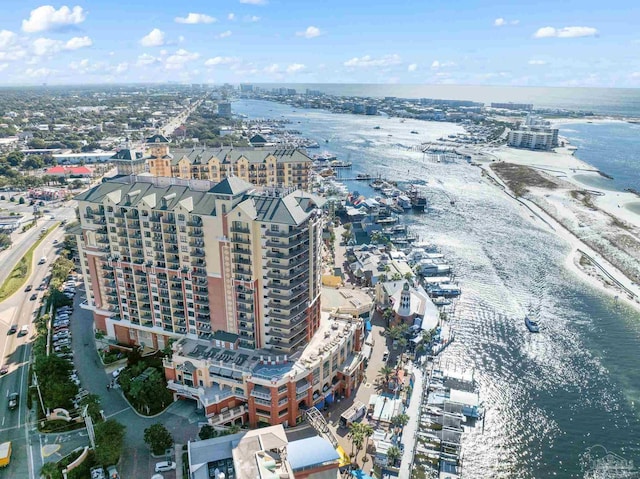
(160, 98, 203, 137)
(0, 225, 67, 479)
(0, 201, 77, 288)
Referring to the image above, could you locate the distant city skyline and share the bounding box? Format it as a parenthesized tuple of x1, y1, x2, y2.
(0, 1, 638, 87)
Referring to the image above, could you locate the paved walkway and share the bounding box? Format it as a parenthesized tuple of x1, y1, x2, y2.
(398, 366, 424, 479)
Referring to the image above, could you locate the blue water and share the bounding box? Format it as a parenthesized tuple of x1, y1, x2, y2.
(558, 122, 640, 192)
(233, 99, 640, 478)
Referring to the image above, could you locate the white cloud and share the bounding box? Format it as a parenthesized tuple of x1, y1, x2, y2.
(140, 28, 165, 47)
(296, 26, 321, 38)
(534, 26, 598, 38)
(32, 37, 61, 56)
(64, 36, 92, 50)
(246, 15, 260, 22)
(216, 30, 232, 39)
(407, 63, 418, 72)
(175, 13, 217, 24)
(115, 62, 128, 74)
(0, 30, 16, 49)
(344, 54, 402, 68)
(25, 67, 54, 78)
(178, 35, 185, 43)
(240, 0, 267, 4)
(165, 49, 200, 70)
(22, 5, 86, 33)
(136, 53, 158, 66)
(228, 13, 236, 20)
(631, 72, 640, 78)
(495, 18, 519, 27)
(264, 63, 279, 73)
(32, 35, 92, 56)
(431, 60, 455, 69)
(205, 56, 240, 66)
(528, 59, 547, 65)
(0, 30, 26, 62)
(0, 63, 8, 72)
(286, 63, 305, 73)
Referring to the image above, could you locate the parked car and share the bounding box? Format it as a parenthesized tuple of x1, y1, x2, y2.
(7, 325, 17, 335)
(24, 285, 32, 292)
(106, 465, 120, 479)
(155, 461, 176, 473)
(112, 366, 126, 378)
(18, 325, 28, 337)
(0, 365, 8, 375)
(29, 293, 38, 301)
(8, 393, 18, 410)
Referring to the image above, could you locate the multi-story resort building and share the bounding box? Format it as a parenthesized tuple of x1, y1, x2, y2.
(507, 125, 558, 150)
(75, 175, 367, 427)
(145, 134, 312, 190)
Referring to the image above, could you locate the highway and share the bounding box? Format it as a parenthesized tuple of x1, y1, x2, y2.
(0, 225, 67, 478)
(0, 201, 77, 288)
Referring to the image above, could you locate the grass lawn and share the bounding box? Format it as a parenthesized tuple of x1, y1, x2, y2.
(0, 223, 58, 302)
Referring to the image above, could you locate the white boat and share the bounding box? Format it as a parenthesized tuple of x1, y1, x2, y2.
(397, 195, 412, 209)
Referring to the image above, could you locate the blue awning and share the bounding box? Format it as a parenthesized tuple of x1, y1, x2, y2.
(365, 320, 372, 332)
(325, 392, 334, 404)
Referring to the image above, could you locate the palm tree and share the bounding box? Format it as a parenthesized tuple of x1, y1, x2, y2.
(390, 413, 409, 432)
(348, 423, 364, 456)
(386, 445, 401, 468)
(361, 423, 374, 463)
(378, 365, 394, 384)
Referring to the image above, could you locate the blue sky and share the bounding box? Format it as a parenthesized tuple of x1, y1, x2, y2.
(0, 0, 638, 87)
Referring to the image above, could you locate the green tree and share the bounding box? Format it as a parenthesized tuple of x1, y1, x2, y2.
(144, 423, 174, 455)
(18, 196, 25, 204)
(378, 365, 394, 383)
(34, 354, 78, 410)
(198, 424, 217, 440)
(6, 150, 24, 167)
(94, 419, 126, 465)
(386, 445, 401, 467)
(390, 413, 409, 429)
(40, 461, 62, 479)
(22, 155, 45, 170)
(79, 394, 102, 423)
(0, 233, 11, 250)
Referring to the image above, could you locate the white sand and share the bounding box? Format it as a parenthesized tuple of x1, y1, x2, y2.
(472, 140, 640, 311)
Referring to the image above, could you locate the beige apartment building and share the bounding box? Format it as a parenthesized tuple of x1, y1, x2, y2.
(75, 175, 324, 353)
(144, 134, 312, 190)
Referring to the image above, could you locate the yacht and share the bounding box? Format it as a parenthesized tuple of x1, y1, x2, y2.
(525, 316, 540, 333)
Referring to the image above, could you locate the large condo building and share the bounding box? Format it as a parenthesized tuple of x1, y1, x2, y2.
(75, 175, 367, 427)
(507, 125, 559, 150)
(75, 175, 324, 353)
(144, 135, 312, 190)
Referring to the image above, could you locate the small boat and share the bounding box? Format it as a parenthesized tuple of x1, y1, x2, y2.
(411, 130, 419, 134)
(373, 126, 381, 130)
(525, 316, 540, 333)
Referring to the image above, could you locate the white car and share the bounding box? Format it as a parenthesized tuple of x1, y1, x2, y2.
(155, 461, 176, 472)
(112, 366, 126, 378)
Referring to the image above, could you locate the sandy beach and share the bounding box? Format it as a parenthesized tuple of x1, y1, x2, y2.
(470, 137, 640, 311)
